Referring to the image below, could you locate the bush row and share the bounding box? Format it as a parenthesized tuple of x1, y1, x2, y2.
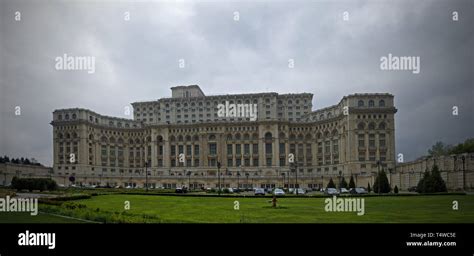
(11, 177, 57, 192)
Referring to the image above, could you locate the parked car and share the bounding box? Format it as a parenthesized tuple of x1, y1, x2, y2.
(408, 186, 418, 192)
(350, 187, 368, 194)
(293, 188, 306, 195)
(274, 188, 286, 196)
(324, 188, 340, 195)
(175, 187, 188, 193)
(254, 188, 265, 196)
(340, 188, 350, 194)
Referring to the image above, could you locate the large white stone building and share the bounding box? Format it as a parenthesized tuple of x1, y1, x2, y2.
(50, 85, 397, 189)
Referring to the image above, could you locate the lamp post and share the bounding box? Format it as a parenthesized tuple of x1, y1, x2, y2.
(217, 161, 221, 195)
(237, 171, 241, 190)
(281, 172, 285, 189)
(245, 172, 249, 190)
(462, 155, 466, 191)
(187, 171, 191, 190)
(145, 161, 149, 192)
(377, 160, 381, 195)
(291, 161, 299, 195)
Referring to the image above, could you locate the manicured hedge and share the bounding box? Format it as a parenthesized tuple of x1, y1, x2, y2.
(11, 177, 58, 192)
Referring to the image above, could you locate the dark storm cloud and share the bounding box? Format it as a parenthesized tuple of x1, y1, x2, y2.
(0, 0, 472, 166)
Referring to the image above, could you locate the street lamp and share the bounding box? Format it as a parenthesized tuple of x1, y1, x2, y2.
(145, 161, 149, 192)
(291, 161, 299, 195)
(245, 172, 249, 190)
(462, 155, 466, 191)
(187, 171, 191, 190)
(281, 172, 285, 189)
(237, 171, 241, 189)
(376, 160, 382, 195)
(217, 161, 221, 195)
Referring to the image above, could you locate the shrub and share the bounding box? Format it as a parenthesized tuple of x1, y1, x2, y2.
(326, 178, 336, 189)
(11, 177, 58, 192)
(394, 185, 399, 194)
(373, 169, 391, 193)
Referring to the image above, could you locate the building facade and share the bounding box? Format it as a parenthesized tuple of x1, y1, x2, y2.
(0, 163, 53, 186)
(50, 85, 397, 189)
(392, 153, 474, 191)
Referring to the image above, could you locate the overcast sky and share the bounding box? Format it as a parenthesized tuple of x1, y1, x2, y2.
(0, 0, 473, 166)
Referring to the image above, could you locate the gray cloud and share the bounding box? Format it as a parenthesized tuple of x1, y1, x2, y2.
(1, 0, 473, 166)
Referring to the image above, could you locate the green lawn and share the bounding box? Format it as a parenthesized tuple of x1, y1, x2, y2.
(0, 212, 89, 223)
(2, 194, 473, 223)
(72, 194, 474, 223)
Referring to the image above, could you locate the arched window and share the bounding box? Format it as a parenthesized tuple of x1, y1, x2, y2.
(65, 114, 70, 120)
(358, 100, 364, 107)
(279, 132, 286, 139)
(243, 133, 250, 140)
(368, 100, 375, 107)
(178, 135, 183, 142)
(65, 133, 71, 139)
(358, 122, 365, 130)
(379, 122, 386, 130)
(193, 135, 199, 141)
(368, 122, 376, 130)
(170, 136, 176, 142)
(209, 134, 216, 141)
(58, 115, 63, 120)
(58, 133, 64, 139)
(379, 99, 385, 107)
(265, 132, 272, 141)
(157, 136, 164, 143)
(185, 135, 191, 141)
(72, 114, 77, 119)
(235, 133, 241, 140)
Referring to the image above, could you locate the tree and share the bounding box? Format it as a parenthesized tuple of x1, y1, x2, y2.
(431, 165, 447, 192)
(340, 177, 348, 189)
(349, 176, 356, 189)
(367, 183, 371, 193)
(327, 178, 336, 189)
(394, 185, 399, 194)
(428, 141, 451, 157)
(417, 165, 447, 193)
(373, 169, 391, 193)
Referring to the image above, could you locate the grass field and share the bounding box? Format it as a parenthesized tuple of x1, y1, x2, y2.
(2, 194, 473, 223)
(58, 194, 474, 223)
(0, 212, 89, 223)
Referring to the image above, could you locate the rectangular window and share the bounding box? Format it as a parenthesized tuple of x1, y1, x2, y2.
(266, 158, 272, 167)
(279, 157, 286, 166)
(265, 143, 272, 154)
(358, 134, 365, 147)
(178, 145, 184, 154)
(252, 144, 258, 154)
(279, 143, 286, 155)
(194, 145, 200, 155)
(227, 158, 233, 167)
(244, 144, 250, 154)
(209, 143, 217, 155)
(236, 158, 241, 167)
(186, 145, 192, 156)
(253, 158, 259, 167)
(236, 144, 241, 155)
(244, 158, 250, 166)
(171, 145, 176, 155)
(227, 144, 233, 155)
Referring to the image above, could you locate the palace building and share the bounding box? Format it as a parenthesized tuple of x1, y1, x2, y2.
(50, 85, 397, 190)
